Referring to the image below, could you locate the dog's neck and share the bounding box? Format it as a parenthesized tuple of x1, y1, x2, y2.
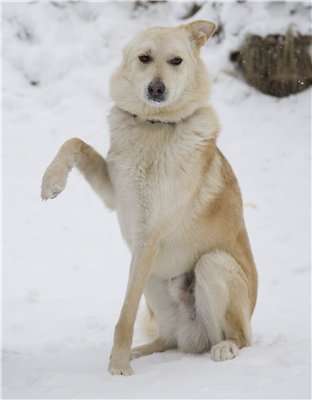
(116, 106, 203, 126)
(126, 111, 177, 126)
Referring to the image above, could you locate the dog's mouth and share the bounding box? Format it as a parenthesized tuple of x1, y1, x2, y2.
(147, 93, 167, 103)
(145, 96, 168, 107)
(144, 93, 170, 108)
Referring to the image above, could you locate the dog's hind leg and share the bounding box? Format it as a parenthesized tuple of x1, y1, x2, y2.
(131, 337, 174, 360)
(195, 250, 252, 361)
(41, 138, 114, 209)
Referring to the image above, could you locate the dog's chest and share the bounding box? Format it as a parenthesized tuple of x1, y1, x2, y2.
(107, 110, 201, 247)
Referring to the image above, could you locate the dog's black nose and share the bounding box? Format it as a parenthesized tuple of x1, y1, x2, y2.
(147, 79, 166, 102)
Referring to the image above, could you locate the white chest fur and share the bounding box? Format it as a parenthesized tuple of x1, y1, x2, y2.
(107, 106, 219, 278)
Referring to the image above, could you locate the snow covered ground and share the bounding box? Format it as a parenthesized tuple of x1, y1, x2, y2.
(2, 1, 311, 398)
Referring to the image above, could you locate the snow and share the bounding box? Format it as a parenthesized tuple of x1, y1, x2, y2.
(2, 1, 311, 398)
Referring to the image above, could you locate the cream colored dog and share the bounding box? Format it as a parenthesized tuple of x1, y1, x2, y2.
(41, 20, 257, 376)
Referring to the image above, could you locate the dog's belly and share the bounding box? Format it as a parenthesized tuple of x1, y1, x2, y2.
(151, 236, 199, 279)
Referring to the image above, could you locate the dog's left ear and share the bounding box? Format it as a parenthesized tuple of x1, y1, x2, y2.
(183, 20, 216, 48)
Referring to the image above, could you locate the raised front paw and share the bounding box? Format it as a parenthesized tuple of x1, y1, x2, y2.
(41, 161, 68, 200)
(211, 340, 239, 362)
(108, 359, 134, 376)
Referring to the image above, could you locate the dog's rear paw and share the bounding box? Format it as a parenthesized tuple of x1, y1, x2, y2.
(130, 348, 143, 360)
(108, 360, 134, 376)
(211, 340, 239, 361)
(41, 162, 68, 200)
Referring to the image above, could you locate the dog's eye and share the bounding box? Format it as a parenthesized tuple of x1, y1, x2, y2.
(168, 57, 183, 66)
(138, 54, 152, 64)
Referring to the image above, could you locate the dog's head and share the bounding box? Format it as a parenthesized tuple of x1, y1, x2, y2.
(110, 20, 216, 122)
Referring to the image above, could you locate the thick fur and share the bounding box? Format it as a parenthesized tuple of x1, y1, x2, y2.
(41, 21, 257, 376)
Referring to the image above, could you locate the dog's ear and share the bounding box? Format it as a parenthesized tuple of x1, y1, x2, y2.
(183, 20, 216, 48)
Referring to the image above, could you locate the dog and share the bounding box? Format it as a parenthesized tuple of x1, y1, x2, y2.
(41, 20, 258, 376)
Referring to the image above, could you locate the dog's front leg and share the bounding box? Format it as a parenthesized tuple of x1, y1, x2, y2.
(109, 239, 158, 376)
(41, 138, 114, 209)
